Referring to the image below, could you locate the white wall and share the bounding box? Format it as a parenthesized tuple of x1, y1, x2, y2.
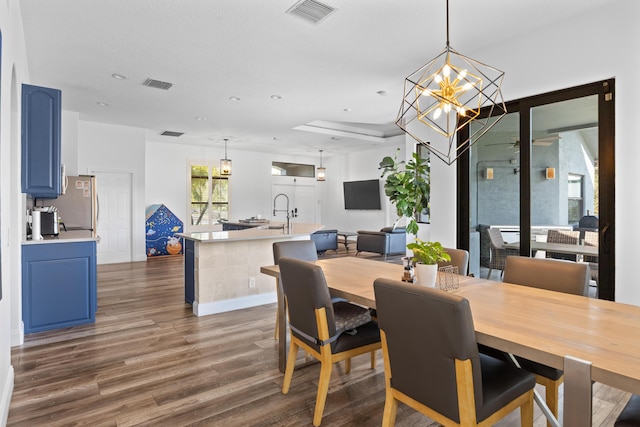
(77, 120, 147, 262)
(145, 141, 323, 228)
(319, 138, 405, 233)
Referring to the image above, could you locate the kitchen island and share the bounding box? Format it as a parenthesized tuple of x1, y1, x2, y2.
(177, 222, 323, 316)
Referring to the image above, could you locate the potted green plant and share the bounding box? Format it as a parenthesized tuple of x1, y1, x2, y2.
(380, 149, 450, 286)
(378, 149, 429, 236)
(406, 239, 450, 287)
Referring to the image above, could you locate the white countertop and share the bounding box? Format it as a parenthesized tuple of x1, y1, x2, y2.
(23, 237, 98, 245)
(176, 222, 324, 243)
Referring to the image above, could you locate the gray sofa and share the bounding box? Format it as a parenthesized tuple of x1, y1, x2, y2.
(310, 229, 338, 254)
(356, 227, 407, 258)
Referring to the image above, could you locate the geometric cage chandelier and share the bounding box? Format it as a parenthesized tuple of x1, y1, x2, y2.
(396, 0, 507, 165)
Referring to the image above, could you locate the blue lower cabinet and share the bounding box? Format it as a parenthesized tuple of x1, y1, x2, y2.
(22, 241, 97, 333)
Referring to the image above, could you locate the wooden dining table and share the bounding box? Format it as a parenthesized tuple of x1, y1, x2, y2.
(261, 256, 640, 426)
(504, 240, 599, 257)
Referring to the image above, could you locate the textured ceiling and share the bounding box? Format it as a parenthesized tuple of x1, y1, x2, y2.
(19, 0, 613, 156)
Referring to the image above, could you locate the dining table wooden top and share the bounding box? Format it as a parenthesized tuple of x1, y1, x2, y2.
(262, 256, 640, 396)
(504, 240, 599, 257)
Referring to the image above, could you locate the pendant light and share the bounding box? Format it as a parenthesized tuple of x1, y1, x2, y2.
(220, 138, 232, 176)
(316, 150, 326, 181)
(396, 0, 506, 165)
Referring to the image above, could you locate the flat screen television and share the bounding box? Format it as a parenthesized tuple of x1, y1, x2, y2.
(343, 179, 381, 210)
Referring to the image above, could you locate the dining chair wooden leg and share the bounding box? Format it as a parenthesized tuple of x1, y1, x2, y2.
(344, 357, 352, 374)
(370, 350, 376, 369)
(313, 357, 334, 426)
(274, 309, 279, 339)
(537, 374, 561, 427)
(282, 339, 299, 394)
(520, 391, 534, 427)
(381, 393, 398, 427)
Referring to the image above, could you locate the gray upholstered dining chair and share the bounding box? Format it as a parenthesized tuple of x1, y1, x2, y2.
(615, 394, 640, 426)
(273, 240, 318, 265)
(502, 255, 589, 426)
(439, 247, 469, 276)
(279, 257, 381, 426)
(373, 278, 535, 427)
(487, 228, 519, 279)
(272, 240, 319, 339)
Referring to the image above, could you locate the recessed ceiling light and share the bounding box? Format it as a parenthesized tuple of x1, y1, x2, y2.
(195, 116, 207, 121)
(331, 136, 340, 140)
(343, 108, 352, 112)
(271, 95, 282, 100)
(111, 73, 127, 80)
(97, 101, 109, 106)
(229, 96, 240, 101)
(376, 90, 389, 96)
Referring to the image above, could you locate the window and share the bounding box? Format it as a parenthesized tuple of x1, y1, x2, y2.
(567, 174, 583, 223)
(271, 161, 315, 177)
(189, 161, 228, 229)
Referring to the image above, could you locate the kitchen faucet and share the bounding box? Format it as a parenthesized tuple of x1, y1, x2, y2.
(273, 193, 291, 231)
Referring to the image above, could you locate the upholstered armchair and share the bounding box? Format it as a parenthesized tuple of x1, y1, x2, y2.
(356, 227, 406, 258)
(310, 229, 338, 254)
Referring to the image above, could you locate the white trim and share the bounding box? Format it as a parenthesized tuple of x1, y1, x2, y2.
(0, 365, 15, 427)
(193, 292, 277, 316)
(11, 321, 24, 347)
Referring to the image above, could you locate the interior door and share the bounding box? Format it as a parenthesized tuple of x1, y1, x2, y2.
(94, 171, 133, 264)
(271, 184, 316, 224)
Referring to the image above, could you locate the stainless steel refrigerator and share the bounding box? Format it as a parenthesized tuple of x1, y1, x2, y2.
(50, 175, 98, 239)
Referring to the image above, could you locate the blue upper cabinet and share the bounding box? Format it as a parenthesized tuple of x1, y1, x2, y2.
(21, 84, 62, 198)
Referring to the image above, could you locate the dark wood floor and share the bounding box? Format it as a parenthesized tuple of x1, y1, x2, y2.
(8, 251, 631, 426)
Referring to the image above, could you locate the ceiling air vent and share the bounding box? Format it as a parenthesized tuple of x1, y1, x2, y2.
(143, 78, 173, 90)
(160, 130, 184, 137)
(286, 0, 336, 25)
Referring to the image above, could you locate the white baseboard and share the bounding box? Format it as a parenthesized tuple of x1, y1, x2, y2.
(193, 292, 277, 317)
(11, 321, 24, 347)
(0, 365, 15, 427)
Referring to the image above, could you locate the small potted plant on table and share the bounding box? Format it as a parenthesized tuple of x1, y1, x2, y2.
(406, 239, 450, 287)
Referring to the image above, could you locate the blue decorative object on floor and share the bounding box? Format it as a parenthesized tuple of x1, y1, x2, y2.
(145, 204, 184, 257)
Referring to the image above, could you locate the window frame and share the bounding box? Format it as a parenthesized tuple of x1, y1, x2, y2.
(187, 160, 229, 231)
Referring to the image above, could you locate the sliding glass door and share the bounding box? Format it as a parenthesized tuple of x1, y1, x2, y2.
(458, 80, 615, 299)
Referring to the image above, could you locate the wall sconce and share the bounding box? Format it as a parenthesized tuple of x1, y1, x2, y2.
(220, 138, 232, 176)
(546, 167, 555, 180)
(485, 168, 494, 180)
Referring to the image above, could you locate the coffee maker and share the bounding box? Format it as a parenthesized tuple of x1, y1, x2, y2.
(33, 207, 59, 236)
